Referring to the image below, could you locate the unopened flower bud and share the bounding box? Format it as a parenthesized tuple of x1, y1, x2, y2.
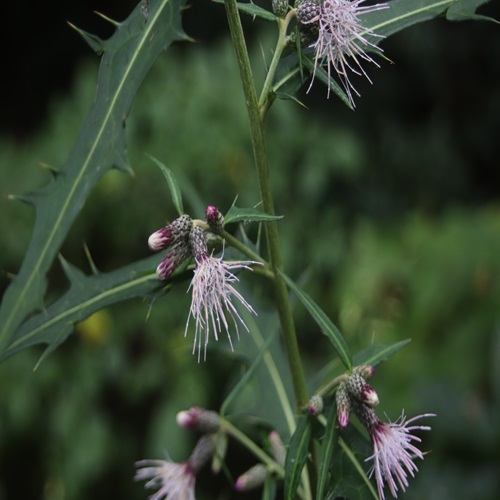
(353, 364, 375, 380)
(156, 239, 191, 280)
(205, 205, 225, 234)
(189, 225, 209, 261)
(336, 382, 351, 428)
(296, 0, 321, 25)
(347, 373, 379, 408)
(188, 435, 215, 474)
(148, 214, 192, 250)
(272, 0, 288, 18)
(176, 407, 221, 434)
(307, 395, 324, 416)
(211, 432, 228, 475)
(235, 464, 267, 491)
(269, 431, 286, 466)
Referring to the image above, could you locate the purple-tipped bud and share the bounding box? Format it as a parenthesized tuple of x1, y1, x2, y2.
(148, 226, 174, 251)
(269, 431, 286, 466)
(189, 226, 209, 262)
(205, 205, 225, 235)
(235, 464, 267, 491)
(336, 382, 351, 428)
(188, 435, 215, 474)
(156, 239, 191, 280)
(307, 395, 324, 416)
(354, 364, 375, 380)
(148, 214, 192, 251)
(347, 373, 379, 408)
(176, 407, 221, 434)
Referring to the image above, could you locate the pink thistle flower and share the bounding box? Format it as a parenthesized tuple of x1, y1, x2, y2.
(135, 436, 214, 500)
(186, 226, 261, 361)
(134, 460, 196, 500)
(363, 410, 435, 499)
(297, 0, 388, 106)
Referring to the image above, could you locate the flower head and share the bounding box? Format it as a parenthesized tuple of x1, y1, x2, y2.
(352, 401, 435, 499)
(135, 460, 195, 500)
(135, 436, 214, 500)
(297, 0, 388, 106)
(186, 226, 260, 361)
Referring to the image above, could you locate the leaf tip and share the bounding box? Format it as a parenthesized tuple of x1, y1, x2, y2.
(67, 21, 105, 55)
(93, 10, 122, 27)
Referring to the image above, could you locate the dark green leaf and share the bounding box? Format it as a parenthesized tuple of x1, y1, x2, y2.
(148, 155, 184, 215)
(0, 254, 185, 363)
(353, 339, 411, 367)
(224, 205, 284, 224)
(280, 272, 352, 370)
(446, 0, 499, 22)
(316, 404, 339, 500)
(284, 415, 312, 499)
(0, 0, 188, 356)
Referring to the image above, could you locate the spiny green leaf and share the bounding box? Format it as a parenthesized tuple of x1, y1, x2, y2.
(148, 155, 184, 216)
(68, 22, 105, 54)
(353, 339, 412, 367)
(361, 0, 496, 42)
(316, 404, 339, 500)
(280, 272, 352, 371)
(0, 0, 188, 356)
(446, 0, 499, 22)
(0, 254, 177, 363)
(213, 0, 277, 21)
(224, 205, 284, 224)
(284, 414, 312, 500)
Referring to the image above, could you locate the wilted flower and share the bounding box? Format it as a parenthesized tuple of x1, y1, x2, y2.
(186, 226, 260, 361)
(297, 0, 388, 105)
(352, 401, 435, 499)
(135, 436, 214, 500)
(148, 214, 192, 280)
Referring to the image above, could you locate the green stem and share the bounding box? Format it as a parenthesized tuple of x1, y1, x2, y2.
(220, 417, 283, 473)
(258, 9, 296, 117)
(223, 0, 308, 411)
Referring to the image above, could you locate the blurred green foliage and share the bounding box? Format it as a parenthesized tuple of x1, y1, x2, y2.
(1, 5, 500, 499)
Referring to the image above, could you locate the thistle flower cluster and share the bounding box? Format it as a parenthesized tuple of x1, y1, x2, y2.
(296, 0, 389, 106)
(148, 206, 260, 361)
(335, 366, 435, 499)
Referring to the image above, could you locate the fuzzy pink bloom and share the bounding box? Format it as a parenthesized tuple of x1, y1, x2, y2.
(185, 253, 259, 361)
(366, 412, 435, 499)
(298, 0, 388, 106)
(135, 459, 196, 500)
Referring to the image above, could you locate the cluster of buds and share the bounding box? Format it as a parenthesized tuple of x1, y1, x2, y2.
(148, 206, 261, 361)
(296, 0, 389, 106)
(333, 366, 435, 499)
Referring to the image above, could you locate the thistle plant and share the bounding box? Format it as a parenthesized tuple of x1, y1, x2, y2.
(0, 0, 497, 499)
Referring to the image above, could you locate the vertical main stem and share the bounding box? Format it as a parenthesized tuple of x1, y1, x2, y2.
(224, 0, 308, 408)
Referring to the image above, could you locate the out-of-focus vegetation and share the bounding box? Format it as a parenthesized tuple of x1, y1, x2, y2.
(1, 1, 499, 499)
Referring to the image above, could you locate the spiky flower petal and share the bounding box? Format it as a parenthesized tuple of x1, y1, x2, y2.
(352, 401, 435, 499)
(135, 436, 214, 500)
(297, 0, 388, 106)
(186, 226, 260, 361)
